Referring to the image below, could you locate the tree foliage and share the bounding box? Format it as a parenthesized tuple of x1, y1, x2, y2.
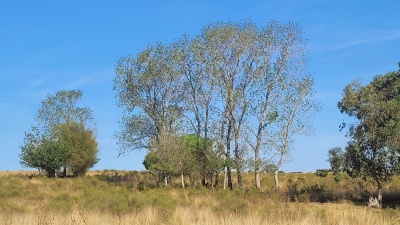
(327, 147, 345, 174)
(58, 122, 99, 176)
(338, 69, 400, 207)
(36, 90, 94, 133)
(143, 134, 219, 187)
(20, 127, 70, 178)
(114, 20, 317, 189)
(20, 90, 98, 177)
(114, 44, 184, 154)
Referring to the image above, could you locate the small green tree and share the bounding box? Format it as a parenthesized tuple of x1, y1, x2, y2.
(143, 134, 217, 188)
(20, 127, 70, 177)
(263, 163, 278, 173)
(338, 68, 400, 208)
(327, 147, 345, 174)
(143, 133, 188, 187)
(20, 89, 98, 177)
(58, 122, 99, 176)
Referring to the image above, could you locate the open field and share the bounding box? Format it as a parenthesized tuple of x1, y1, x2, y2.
(1, 170, 400, 224)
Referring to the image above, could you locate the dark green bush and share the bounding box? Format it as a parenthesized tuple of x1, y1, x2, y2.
(315, 169, 329, 177)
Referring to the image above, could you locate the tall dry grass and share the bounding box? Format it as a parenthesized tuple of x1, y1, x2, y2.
(1, 202, 399, 225)
(1, 170, 400, 224)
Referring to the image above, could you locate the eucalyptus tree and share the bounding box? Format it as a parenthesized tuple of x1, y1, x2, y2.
(338, 69, 400, 208)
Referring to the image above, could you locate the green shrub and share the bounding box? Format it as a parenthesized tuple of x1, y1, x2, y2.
(315, 169, 329, 177)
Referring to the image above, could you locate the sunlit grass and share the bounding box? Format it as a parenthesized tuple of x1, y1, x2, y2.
(1, 170, 400, 224)
(1, 203, 398, 225)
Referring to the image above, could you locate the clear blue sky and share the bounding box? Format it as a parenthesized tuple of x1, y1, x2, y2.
(1, 1, 399, 172)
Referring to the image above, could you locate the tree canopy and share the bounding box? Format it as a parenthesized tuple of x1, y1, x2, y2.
(20, 127, 70, 177)
(114, 20, 318, 189)
(20, 90, 98, 177)
(338, 68, 400, 207)
(58, 122, 99, 176)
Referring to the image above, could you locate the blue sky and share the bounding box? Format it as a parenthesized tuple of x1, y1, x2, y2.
(1, 1, 399, 172)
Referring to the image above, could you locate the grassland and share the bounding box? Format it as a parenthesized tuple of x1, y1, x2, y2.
(1, 170, 400, 224)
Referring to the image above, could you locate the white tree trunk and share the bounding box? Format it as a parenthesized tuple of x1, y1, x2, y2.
(181, 171, 185, 189)
(224, 166, 227, 190)
(377, 183, 382, 208)
(255, 170, 261, 189)
(274, 169, 279, 190)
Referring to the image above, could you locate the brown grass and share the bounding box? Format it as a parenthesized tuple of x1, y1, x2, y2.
(1, 170, 400, 224)
(0, 170, 37, 176)
(1, 203, 399, 225)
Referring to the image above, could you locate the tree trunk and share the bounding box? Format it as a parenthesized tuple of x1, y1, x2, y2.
(196, 120, 207, 187)
(164, 175, 168, 187)
(226, 132, 233, 190)
(377, 182, 382, 208)
(63, 167, 67, 178)
(227, 165, 232, 190)
(181, 171, 185, 189)
(225, 105, 233, 190)
(237, 170, 243, 189)
(203, 102, 210, 186)
(201, 174, 206, 186)
(47, 169, 56, 178)
(214, 171, 219, 187)
(235, 148, 243, 189)
(223, 167, 227, 190)
(274, 169, 279, 190)
(255, 170, 261, 189)
(254, 130, 263, 189)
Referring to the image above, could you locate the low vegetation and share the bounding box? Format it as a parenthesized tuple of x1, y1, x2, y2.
(1, 170, 400, 224)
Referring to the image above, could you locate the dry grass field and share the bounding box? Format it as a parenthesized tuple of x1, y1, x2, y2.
(1, 170, 400, 225)
(1, 203, 399, 225)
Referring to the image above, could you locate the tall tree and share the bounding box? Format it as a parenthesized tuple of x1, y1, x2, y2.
(177, 36, 216, 186)
(114, 43, 184, 155)
(115, 20, 317, 190)
(270, 76, 318, 190)
(245, 21, 312, 189)
(338, 69, 400, 208)
(201, 21, 258, 189)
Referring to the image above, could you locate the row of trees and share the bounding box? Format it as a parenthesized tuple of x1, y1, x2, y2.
(114, 20, 319, 190)
(18, 19, 399, 209)
(328, 67, 400, 208)
(20, 90, 99, 177)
